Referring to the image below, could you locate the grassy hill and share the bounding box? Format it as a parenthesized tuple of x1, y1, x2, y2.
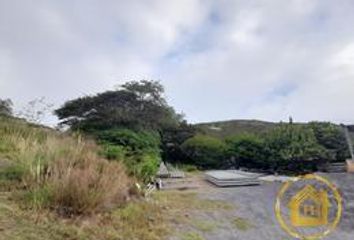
(195, 119, 278, 139)
(195, 119, 354, 145)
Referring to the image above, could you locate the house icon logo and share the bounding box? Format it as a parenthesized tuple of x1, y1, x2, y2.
(288, 185, 329, 227)
(275, 174, 342, 239)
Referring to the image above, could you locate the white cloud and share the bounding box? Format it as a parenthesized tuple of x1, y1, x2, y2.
(1, 0, 354, 125)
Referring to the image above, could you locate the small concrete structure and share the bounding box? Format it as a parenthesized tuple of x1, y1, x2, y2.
(259, 175, 297, 182)
(205, 170, 261, 187)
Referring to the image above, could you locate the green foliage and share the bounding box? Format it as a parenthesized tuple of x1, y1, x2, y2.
(98, 128, 161, 180)
(225, 134, 270, 169)
(181, 135, 226, 169)
(98, 128, 160, 154)
(0, 98, 13, 116)
(23, 186, 53, 210)
(0, 164, 26, 182)
(124, 153, 160, 181)
(54, 80, 182, 180)
(55, 80, 181, 132)
(196, 120, 276, 139)
(161, 121, 197, 163)
(100, 145, 126, 160)
(309, 121, 349, 162)
(179, 164, 199, 172)
(265, 124, 327, 172)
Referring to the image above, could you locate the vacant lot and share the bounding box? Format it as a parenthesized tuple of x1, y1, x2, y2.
(170, 173, 354, 240)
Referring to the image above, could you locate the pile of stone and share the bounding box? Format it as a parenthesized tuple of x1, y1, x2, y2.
(205, 170, 261, 187)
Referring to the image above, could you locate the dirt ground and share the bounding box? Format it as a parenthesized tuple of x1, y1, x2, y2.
(169, 173, 354, 240)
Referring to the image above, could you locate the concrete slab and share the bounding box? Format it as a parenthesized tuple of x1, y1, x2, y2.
(205, 170, 261, 187)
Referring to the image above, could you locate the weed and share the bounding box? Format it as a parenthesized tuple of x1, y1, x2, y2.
(232, 217, 253, 231)
(192, 220, 217, 232)
(181, 232, 205, 240)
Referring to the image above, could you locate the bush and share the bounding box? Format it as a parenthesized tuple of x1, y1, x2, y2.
(225, 134, 270, 170)
(181, 135, 226, 169)
(265, 124, 327, 173)
(97, 128, 161, 181)
(97, 128, 160, 155)
(309, 121, 350, 162)
(100, 144, 126, 160)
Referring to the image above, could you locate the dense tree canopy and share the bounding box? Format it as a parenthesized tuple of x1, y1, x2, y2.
(55, 80, 181, 132)
(0, 98, 12, 116)
(181, 135, 227, 169)
(225, 134, 271, 170)
(309, 121, 349, 162)
(161, 121, 197, 163)
(265, 123, 327, 172)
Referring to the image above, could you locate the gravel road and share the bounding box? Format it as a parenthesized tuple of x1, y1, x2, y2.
(172, 173, 354, 240)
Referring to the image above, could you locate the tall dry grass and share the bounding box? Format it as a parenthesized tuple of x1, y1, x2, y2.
(0, 116, 131, 215)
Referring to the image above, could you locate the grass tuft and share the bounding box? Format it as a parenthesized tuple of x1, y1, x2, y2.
(0, 116, 131, 215)
(232, 217, 253, 231)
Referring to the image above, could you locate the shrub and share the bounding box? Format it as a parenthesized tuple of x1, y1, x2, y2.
(265, 124, 327, 173)
(101, 144, 126, 160)
(309, 121, 350, 162)
(97, 128, 160, 154)
(97, 128, 161, 181)
(181, 135, 226, 169)
(225, 134, 270, 170)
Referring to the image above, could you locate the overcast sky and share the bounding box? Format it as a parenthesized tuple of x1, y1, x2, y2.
(1, 0, 354, 125)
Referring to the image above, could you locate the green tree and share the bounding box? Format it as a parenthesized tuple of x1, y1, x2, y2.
(0, 98, 12, 116)
(225, 133, 270, 170)
(98, 128, 161, 181)
(309, 122, 349, 162)
(266, 124, 327, 173)
(55, 80, 181, 132)
(181, 135, 226, 169)
(161, 121, 197, 163)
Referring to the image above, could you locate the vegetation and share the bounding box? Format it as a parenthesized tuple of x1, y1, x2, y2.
(161, 121, 197, 164)
(55, 80, 180, 132)
(225, 133, 270, 170)
(97, 128, 161, 180)
(176, 121, 351, 174)
(196, 120, 276, 139)
(181, 135, 227, 169)
(0, 98, 13, 116)
(0, 116, 131, 215)
(265, 123, 327, 173)
(232, 217, 253, 231)
(309, 121, 349, 162)
(53, 80, 351, 174)
(54, 80, 186, 180)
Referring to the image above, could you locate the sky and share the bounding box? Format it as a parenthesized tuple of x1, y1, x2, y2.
(1, 0, 354, 125)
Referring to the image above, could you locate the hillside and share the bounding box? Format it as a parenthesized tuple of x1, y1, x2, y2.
(195, 119, 278, 139)
(196, 119, 354, 141)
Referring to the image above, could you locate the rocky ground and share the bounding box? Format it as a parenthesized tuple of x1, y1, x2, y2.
(169, 173, 354, 240)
